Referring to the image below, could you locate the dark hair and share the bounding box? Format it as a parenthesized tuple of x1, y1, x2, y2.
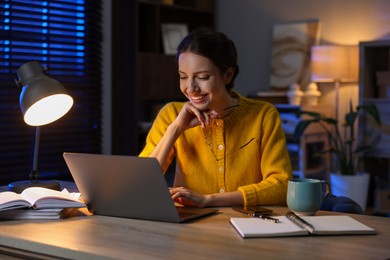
(176, 27, 239, 92)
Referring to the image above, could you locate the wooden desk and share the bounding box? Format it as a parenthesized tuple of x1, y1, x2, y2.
(0, 207, 389, 259)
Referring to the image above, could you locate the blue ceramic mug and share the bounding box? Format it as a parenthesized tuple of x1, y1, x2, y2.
(287, 178, 331, 216)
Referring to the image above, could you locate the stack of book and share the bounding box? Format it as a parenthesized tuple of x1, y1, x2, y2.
(0, 187, 86, 220)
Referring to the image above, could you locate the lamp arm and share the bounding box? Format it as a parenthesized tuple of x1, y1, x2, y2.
(30, 126, 41, 183)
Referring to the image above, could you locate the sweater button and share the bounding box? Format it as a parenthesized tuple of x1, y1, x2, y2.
(219, 167, 223, 172)
(219, 188, 225, 193)
(218, 144, 224, 150)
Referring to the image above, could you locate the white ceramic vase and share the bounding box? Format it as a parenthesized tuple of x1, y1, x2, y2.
(329, 172, 370, 211)
(286, 83, 304, 105)
(304, 82, 321, 106)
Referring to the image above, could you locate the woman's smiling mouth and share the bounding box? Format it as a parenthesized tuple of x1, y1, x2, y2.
(189, 94, 208, 105)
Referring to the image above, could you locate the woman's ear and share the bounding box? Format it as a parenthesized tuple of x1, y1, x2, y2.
(225, 67, 235, 84)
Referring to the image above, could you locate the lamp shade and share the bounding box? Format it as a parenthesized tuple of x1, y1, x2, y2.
(311, 45, 358, 83)
(17, 61, 73, 126)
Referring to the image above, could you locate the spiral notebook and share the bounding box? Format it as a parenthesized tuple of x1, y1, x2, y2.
(230, 213, 376, 238)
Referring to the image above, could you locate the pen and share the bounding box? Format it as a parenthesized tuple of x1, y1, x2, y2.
(250, 213, 280, 223)
(286, 211, 315, 233)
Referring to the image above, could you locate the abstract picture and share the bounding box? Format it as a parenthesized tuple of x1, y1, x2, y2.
(270, 20, 321, 91)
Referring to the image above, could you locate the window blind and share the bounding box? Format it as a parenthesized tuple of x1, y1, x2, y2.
(0, 0, 102, 184)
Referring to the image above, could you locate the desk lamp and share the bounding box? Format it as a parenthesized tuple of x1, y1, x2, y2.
(310, 45, 358, 119)
(8, 61, 74, 193)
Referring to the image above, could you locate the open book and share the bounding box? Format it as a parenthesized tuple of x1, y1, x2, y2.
(0, 187, 86, 210)
(230, 211, 376, 238)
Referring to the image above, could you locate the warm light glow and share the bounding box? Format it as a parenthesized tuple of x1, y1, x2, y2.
(311, 45, 358, 83)
(24, 94, 74, 126)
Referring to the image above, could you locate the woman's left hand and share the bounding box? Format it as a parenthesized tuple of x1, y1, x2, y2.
(169, 187, 209, 208)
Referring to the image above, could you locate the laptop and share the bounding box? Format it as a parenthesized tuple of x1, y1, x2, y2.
(63, 152, 218, 223)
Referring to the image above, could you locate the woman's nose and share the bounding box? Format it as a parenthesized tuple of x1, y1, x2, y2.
(188, 79, 199, 93)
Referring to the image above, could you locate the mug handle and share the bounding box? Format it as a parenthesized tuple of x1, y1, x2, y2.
(321, 180, 331, 200)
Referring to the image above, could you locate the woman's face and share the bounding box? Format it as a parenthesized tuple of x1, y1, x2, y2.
(178, 52, 232, 112)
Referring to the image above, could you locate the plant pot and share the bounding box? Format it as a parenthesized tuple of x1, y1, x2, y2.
(329, 172, 370, 211)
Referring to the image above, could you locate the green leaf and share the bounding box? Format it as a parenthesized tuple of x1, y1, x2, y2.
(293, 100, 382, 176)
(293, 120, 311, 140)
(354, 144, 371, 154)
(345, 111, 357, 126)
(358, 104, 381, 125)
(344, 139, 355, 145)
(322, 117, 338, 125)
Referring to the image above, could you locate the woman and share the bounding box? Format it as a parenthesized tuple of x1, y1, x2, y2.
(139, 28, 292, 207)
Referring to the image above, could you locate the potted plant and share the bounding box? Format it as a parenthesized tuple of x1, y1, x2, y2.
(294, 101, 381, 210)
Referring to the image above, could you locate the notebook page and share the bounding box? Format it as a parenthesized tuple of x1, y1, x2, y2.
(302, 216, 376, 235)
(230, 217, 308, 238)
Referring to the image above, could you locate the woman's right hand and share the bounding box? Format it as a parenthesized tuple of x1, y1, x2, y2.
(149, 102, 211, 170)
(173, 102, 211, 133)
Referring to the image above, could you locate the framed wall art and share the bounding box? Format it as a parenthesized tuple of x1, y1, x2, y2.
(270, 20, 321, 91)
(161, 23, 189, 55)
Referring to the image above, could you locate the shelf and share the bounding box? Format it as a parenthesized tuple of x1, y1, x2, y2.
(273, 104, 331, 177)
(363, 98, 390, 103)
(134, 0, 215, 152)
(139, 0, 214, 12)
(359, 41, 390, 160)
(359, 41, 390, 99)
(359, 40, 390, 208)
(137, 0, 214, 54)
(136, 53, 183, 100)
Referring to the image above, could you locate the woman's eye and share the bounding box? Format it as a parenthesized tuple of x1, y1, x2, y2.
(198, 75, 209, 80)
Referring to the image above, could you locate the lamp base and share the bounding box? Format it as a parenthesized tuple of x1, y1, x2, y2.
(8, 180, 61, 193)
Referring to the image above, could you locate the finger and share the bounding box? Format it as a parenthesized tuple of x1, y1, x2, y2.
(188, 106, 206, 127)
(169, 186, 184, 193)
(171, 192, 181, 200)
(202, 111, 210, 125)
(175, 197, 190, 206)
(178, 191, 192, 200)
(206, 109, 220, 119)
(169, 189, 180, 198)
(170, 189, 190, 200)
(181, 103, 205, 128)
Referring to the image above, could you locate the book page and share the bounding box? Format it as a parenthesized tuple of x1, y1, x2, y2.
(21, 187, 86, 209)
(230, 217, 308, 238)
(0, 191, 31, 210)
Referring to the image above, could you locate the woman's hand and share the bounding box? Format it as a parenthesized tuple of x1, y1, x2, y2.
(169, 187, 245, 208)
(149, 102, 212, 170)
(173, 102, 211, 133)
(169, 187, 210, 208)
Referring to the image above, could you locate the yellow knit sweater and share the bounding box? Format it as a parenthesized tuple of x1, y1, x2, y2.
(139, 92, 292, 206)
